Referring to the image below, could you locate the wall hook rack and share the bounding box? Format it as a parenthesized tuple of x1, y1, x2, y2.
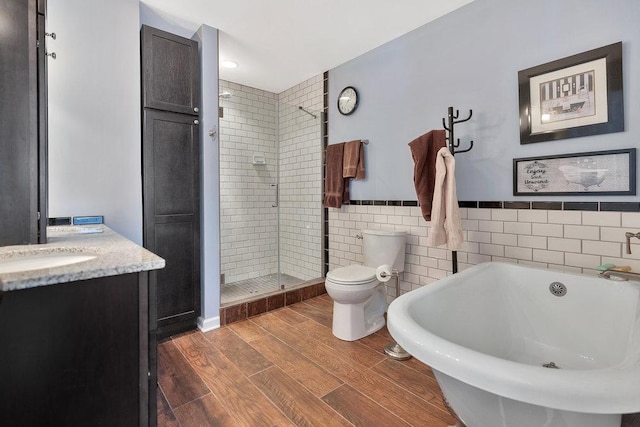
(441, 106, 475, 274)
(442, 107, 474, 155)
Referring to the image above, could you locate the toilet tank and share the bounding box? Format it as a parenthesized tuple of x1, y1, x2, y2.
(362, 229, 407, 272)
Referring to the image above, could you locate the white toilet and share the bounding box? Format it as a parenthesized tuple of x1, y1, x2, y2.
(325, 229, 407, 341)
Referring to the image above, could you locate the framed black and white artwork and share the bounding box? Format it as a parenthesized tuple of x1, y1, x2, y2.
(518, 42, 624, 144)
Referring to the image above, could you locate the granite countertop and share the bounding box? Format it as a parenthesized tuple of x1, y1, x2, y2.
(0, 225, 165, 292)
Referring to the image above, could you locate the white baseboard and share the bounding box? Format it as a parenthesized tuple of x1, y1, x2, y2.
(197, 315, 220, 332)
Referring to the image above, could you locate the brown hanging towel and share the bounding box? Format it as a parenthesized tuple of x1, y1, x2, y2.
(342, 139, 365, 204)
(408, 130, 446, 221)
(324, 142, 346, 208)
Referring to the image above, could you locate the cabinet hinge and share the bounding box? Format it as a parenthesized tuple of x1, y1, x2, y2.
(37, 211, 41, 220)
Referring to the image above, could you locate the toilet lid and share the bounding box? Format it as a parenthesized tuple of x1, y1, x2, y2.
(326, 265, 377, 285)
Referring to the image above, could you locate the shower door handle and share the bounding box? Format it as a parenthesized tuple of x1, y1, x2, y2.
(271, 184, 279, 207)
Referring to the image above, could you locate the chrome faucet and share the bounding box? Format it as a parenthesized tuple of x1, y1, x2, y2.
(625, 231, 640, 254)
(599, 268, 640, 282)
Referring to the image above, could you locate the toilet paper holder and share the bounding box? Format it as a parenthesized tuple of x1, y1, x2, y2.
(376, 264, 397, 283)
(377, 269, 397, 279)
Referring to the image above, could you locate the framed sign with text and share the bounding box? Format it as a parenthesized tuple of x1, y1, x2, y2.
(513, 148, 635, 196)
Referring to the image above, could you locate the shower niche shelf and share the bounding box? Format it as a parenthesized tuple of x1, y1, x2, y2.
(252, 155, 266, 165)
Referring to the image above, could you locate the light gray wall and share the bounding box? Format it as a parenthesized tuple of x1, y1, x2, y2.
(48, 0, 142, 243)
(329, 0, 640, 202)
(139, 2, 198, 39)
(193, 25, 221, 329)
(48, 2, 221, 323)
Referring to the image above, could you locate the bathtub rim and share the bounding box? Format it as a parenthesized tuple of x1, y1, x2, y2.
(387, 261, 640, 415)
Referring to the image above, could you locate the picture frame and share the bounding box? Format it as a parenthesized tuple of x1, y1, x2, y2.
(513, 148, 636, 196)
(518, 42, 623, 144)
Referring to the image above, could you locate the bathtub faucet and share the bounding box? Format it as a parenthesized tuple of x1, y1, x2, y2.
(599, 268, 640, 282)
(625, 232, 640, 254)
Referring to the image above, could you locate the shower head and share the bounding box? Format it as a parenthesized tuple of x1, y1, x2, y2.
(219, 91, 233, 99)
(298, 106, 317, 119)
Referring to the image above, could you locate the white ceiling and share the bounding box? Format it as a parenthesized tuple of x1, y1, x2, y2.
(140, 0, 475, 94)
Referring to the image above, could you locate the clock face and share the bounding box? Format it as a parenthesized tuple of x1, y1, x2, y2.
(338, 86, 358, 115)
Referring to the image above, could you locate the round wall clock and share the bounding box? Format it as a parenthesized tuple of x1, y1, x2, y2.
(337, 86, 358, 115)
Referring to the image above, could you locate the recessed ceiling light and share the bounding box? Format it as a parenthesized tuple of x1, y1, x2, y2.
(221, 60, 238, 69)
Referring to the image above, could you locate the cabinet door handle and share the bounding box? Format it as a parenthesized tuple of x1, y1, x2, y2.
(193, 107, 199, 113)
(193, 119, 199, 125)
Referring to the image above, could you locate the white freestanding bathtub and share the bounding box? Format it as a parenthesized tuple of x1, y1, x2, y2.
(387, 262, 640, 427)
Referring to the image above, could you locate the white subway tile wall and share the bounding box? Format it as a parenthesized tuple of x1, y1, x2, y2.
(219, 76, 324, 285)
(328, 205, 639, 304)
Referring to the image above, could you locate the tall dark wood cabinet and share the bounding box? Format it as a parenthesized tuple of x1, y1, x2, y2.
(141, 25, 201, 339)
(0, 0, 48, 245)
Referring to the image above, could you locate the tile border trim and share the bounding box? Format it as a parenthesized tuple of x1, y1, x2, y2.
(323, 71, 329, 276)
(343, 200, 640, 212)
(219, 281, 327, 326)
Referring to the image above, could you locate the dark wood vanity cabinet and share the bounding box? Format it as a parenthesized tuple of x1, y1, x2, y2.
(0, 0, 48, 246)
(0, 273, 156, 427)
(141, 25, 201, 339)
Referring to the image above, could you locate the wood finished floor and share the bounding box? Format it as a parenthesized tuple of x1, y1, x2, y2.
(157, 293, 456, 426)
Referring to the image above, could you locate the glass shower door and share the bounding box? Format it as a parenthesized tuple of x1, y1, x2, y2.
(218, 86, 323, 306)
(276, 104, 324, 288)
(219, 170, 281, 304)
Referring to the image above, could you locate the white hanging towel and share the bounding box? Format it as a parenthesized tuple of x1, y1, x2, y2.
(427, 147, 464, 250)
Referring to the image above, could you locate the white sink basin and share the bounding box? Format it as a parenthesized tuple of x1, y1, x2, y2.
(0, 251, 97, 274)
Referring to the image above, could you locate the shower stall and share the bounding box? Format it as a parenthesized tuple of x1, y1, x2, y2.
(218, 81, 324, 306)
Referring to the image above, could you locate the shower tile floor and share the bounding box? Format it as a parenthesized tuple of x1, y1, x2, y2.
(221, 273, 306, 306)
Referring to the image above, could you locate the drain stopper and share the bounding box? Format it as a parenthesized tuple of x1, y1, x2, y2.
(549, 282, 567, 296)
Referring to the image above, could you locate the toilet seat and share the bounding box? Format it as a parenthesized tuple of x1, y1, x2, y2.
(326, 265, 377, 285)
